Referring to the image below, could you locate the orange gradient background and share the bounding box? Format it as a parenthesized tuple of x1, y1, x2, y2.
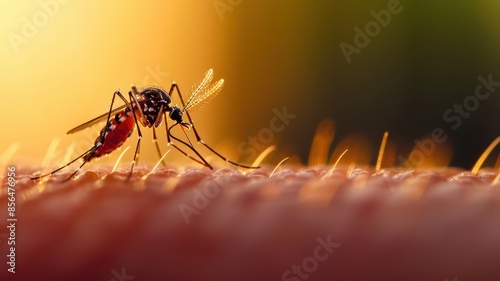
(3, 1, 500, 170)
(0, 1, 256, 168)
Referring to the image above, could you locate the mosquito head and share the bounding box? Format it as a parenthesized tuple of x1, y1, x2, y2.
(169, 106, 183, 123)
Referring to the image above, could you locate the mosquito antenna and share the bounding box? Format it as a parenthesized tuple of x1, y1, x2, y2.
(183, 79, 224, 113)
(183, 69, 214, 112)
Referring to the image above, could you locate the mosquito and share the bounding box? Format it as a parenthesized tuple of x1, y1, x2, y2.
(31, 69, 260, 181)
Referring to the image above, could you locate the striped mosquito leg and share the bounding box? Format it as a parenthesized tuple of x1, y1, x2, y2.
(198, 140, 260, 169)
(167, 82, 259, 169)
(167, 83, 200, 140)
(152, 127, 167, 167)
(60, 147, 99, 182)
(31, 90, 130, 181)
(166, 120, 212, 169)
(30, 146, 97, 181)
(127, 91, 144, 181)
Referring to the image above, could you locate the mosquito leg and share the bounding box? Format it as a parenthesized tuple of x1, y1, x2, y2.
(165, 118, 212, 168)
(152, 126, 167, 166)
(30, 146, 97, 180)
(31, 90, 131, 181)
(167, 83, 260, 169)
(167, 83, 201, 140)
(60, 147, 99, 182)
(127, 91, 143, 180)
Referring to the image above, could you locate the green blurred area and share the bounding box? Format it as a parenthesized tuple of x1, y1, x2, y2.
(218, 0, 500, 168)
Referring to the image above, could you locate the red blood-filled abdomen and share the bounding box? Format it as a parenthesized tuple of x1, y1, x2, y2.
(89, 112, 135, 159)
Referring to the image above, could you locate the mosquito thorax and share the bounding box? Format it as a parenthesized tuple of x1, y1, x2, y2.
(139, 87, 172, 127)
(141, 87, 171, 105)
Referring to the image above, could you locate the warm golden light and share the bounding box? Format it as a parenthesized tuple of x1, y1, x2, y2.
(1, 1, 222, 167)
(375, 131, 389, 171)
(308, 119, 335, 167)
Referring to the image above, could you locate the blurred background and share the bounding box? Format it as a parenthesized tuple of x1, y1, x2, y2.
(2, 0, 500, 170)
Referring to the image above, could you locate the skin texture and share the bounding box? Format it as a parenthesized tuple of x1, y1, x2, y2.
(1, 166, 500, 281)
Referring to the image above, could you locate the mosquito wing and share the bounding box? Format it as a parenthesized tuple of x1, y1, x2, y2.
(183, 69, 224, 112)
(66, 104, 128, 134)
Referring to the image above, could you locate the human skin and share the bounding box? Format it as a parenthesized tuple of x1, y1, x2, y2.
(1, 166, 499, 281)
